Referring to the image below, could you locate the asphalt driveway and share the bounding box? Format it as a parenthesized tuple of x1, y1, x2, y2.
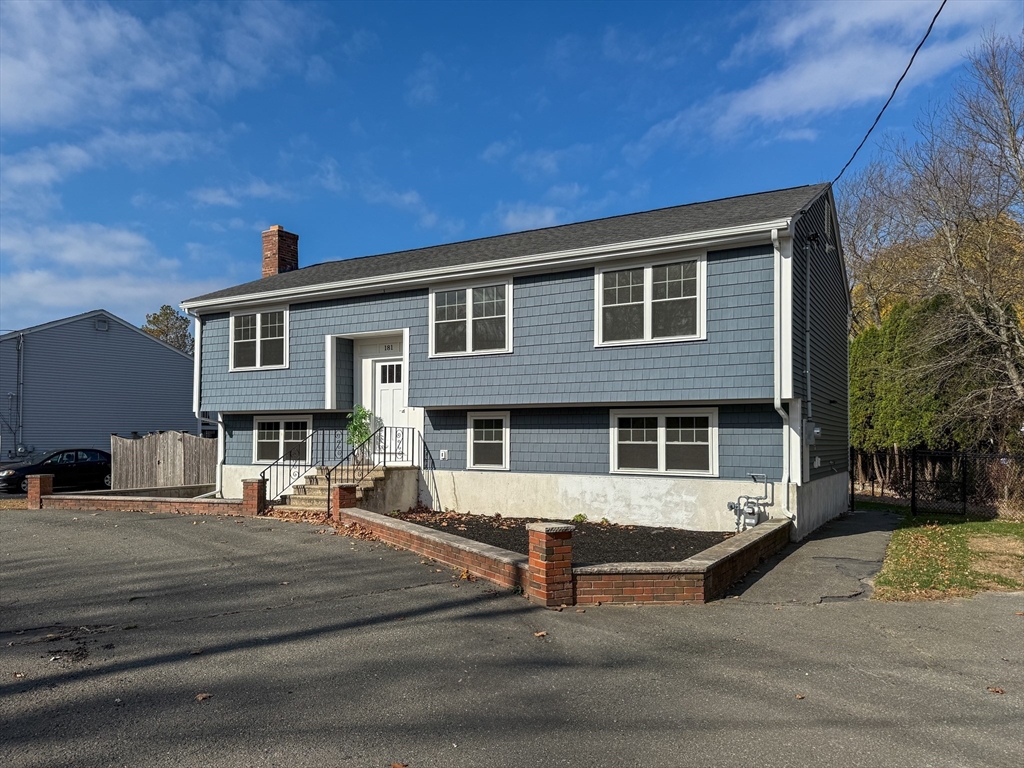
(1, 507, 1021, 768)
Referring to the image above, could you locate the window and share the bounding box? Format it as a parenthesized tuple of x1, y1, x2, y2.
(466, 411, 510, 470)
(596, 256, 705, 345)
(610, 409, 717, 476)
(253, 416, 311, 463)
(231, 309, 288, 369)
(431, 282, 512, 356)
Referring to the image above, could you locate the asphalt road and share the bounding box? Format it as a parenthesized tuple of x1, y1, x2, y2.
(1, 507, 1021, 768)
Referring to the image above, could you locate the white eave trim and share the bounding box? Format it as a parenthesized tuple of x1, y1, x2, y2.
(181, 219, 793, 313)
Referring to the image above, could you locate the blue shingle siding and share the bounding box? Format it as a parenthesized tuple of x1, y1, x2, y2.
(415, 245, 776, 406)
(424, 405, 782, 479)
(200, 291, 426, 413)
(223, 411, 351, 465)
(335, 337, 354, 410)
(201, 245, 775, 412)
(792, 190, 850, 480)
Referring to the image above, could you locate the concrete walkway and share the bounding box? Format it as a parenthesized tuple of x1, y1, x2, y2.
(1, 507, 1020, 768)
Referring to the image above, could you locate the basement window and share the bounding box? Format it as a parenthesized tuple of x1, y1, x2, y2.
(610, 408, 718, 476)
(466, 411, 510, 470)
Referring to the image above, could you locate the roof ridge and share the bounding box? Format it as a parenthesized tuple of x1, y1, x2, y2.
(310, 182, 829, 268)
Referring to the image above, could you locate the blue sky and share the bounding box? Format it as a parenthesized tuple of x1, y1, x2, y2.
(0, 0, 1020, 331)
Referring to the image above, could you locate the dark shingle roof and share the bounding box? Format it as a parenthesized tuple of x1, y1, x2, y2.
(185, 183, 828, 305)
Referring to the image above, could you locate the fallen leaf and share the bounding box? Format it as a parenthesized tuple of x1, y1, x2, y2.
(196, 692, 213, 702)
(1016, 612, 1023, 616)
(987, 687, 1005, 695)
(190, 649, 204, 655)
(391, 763, 409, 768)
(576, 609, 585, 613)
(280, 581, 290, 585)
(795, 694, 805, 700)
(460, 568, 470, 580)
(534, 631, 547, 638)
(13, 672, 24, 678)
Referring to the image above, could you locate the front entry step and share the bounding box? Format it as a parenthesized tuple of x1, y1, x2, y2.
(271, 466, 387, 511)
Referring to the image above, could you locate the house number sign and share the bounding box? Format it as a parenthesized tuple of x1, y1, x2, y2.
(380, 343, 397, 353)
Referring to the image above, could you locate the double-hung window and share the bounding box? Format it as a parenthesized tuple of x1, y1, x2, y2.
(610, 409, 718, 476)
(253, 416, 310, 462)
(597, 256, 705, 345)
(466, 411, 510, 470)
(431, 281, 512, 356)
(231, 309, 288, 369)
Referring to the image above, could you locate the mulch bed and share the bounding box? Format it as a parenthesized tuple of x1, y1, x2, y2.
(392, 507, 733, 565)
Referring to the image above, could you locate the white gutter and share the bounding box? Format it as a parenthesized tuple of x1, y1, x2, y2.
(191, 313, 201, 418)
(772, 228, 794, 521)
(181, 219, 793, 313)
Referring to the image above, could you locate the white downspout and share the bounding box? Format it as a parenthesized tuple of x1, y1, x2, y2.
(194, 414, 224, 498)
(772, 228, 794, 520)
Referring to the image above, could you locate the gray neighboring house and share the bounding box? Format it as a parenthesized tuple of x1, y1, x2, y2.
(182, 184, 850, 539)
(0, 309, 198, 458)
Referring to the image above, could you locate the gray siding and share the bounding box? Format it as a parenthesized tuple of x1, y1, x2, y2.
(0, 315, 196, 457)
(423, 404, 782, 480)
(199, 245, 776, 412)
(792, 190, 850, 480)
(200, 291, 425, 413)
(224, 411, 350, 465)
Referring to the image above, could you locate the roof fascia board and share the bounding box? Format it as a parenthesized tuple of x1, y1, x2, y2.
(182, 218, 793, 313)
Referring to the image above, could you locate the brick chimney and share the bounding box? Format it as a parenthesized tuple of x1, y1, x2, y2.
(262, 225, 299, 278)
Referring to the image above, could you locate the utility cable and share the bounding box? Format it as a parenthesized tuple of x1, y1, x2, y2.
(832, 0, 947, 185)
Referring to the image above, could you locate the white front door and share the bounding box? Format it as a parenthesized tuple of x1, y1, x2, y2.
(372, 358, 409, 463)
(373, 359, 406, 427)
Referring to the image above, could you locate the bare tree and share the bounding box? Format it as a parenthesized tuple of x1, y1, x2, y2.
(840, 34, 1024, 444)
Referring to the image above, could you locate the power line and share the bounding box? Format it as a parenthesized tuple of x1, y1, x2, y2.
(832, 0, 948, 186)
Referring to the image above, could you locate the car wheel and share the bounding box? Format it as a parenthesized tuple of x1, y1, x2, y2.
(103, 473, 111, 488)
(20, 478, 29, 493)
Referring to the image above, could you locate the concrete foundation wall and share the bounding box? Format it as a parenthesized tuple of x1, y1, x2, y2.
(222, 464, 263, 498)
(794, 472, 849, 540)
(421, 469, 792, 531)
(359, 467, 420, 515)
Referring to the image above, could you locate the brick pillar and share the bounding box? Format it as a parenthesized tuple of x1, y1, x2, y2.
(241, 479, 266, 517)
(26, 474, 54, 510)
(330, 485, 358, 522)
(526, 523, 575, 607)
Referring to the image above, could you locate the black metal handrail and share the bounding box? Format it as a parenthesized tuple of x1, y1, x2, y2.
(326, 426, 416, 518)
(259, 428, 353, 501)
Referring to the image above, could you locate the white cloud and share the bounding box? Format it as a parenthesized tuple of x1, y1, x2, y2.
(625, 0, 1019, 159)
(494, 202, 565, 233)
(405, 53, 443, 106)
(361, 183, 463, 235)
(189, 178, 292, 208)
(513, 144, 592, 181)
(0, 222, 223, 330)
(191, 187, 240, 207)
(545, 182, 587, 204)
(0, 0, 323, 131)
(481, 139, 518, 163)
(1, 130, 216, 216)
(340, 29, 379, 61)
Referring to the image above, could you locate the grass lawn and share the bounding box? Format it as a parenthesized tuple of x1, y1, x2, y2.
(866, 501, 1024, 600)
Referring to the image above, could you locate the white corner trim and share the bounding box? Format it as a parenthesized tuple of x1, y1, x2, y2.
(466, 411, 511, 471)
(324, 335, 336, 410)
(192, 315, 202, 417)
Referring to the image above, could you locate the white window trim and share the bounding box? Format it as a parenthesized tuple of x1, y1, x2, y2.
(609, 408, 719, 477)
(429, 279, 514, 357)
(594, 253, 707, 347)
(466, 411, 511, 471)
(230, 307, 290, 371)
(251, 415, 312, 464)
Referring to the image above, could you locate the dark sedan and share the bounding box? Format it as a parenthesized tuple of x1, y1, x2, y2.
(0, 449, 112, 494)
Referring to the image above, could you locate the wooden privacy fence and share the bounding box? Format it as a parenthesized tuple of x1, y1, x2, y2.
(111, 431, 216, 490)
